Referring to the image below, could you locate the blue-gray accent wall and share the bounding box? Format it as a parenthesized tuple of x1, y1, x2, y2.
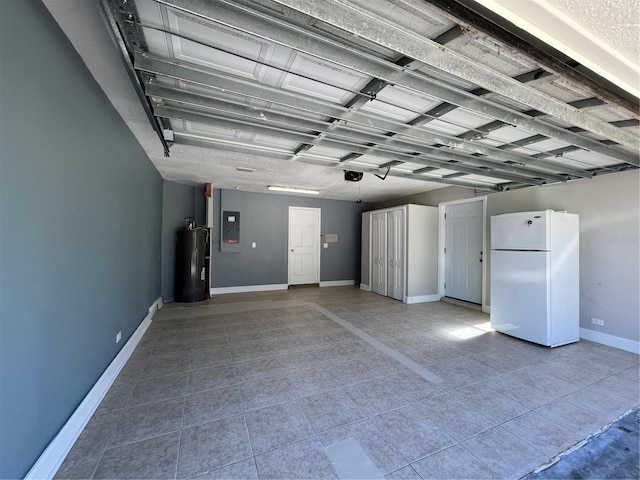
(0, 2, 163, 477)
(160, 181, 205, 301)
(212, 189, 372, 287)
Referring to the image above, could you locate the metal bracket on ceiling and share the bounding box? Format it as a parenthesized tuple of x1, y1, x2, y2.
(374, 166, 391, 180)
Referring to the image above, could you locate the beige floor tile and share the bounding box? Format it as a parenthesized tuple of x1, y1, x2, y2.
(461, 427, 549, 479)
(238, 376, 295, 411)
(501, 411, 579, 457)
(189, 458, 258, 480)
(534, 398, 610, 439)
(178, 415, 252, 479)
(411, 445, 499, 479)
(344, 378, 411, 417)
(245, 401, 314, 454)
(56, 288, 632, 480)
(318, 420, 406, 475)
(254, 439, 338, 479)
(372, 406, 456, 463)
(298, 389, 366, 432)
(383, 371, 445, 403)
(448, 382, 529, 424)
(414, 393, 496, 442)
(563, 384, 638, 423)
(385, 465, 422, 480)
(483, 372, 558, 410)
(95, 432, 180, 480)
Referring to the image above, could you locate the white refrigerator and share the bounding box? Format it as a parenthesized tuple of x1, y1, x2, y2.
(490, 210, 579, 347)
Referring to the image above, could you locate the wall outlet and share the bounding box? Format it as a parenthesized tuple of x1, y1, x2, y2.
(116, 331, 122, 343)
(591, 318, 604, 326)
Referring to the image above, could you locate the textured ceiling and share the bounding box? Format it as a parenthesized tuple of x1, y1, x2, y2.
(44, 0, 639, 202)
(471, 0, 640, 99)
(549, 0, 639, 64)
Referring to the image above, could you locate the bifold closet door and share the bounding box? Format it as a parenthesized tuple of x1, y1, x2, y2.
(371, 212, 387, 296)
(387, 209, 405, 301)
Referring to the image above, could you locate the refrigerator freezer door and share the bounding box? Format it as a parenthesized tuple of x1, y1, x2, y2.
(491, 211, 550, 250)
(491, 250, 550, 345)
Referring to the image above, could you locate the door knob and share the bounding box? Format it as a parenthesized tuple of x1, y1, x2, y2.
(291, 249, 294, 252)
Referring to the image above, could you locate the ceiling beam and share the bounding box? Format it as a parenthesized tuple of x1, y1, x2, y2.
(289, 27, 464, 160)
(265, 0, 639, 156)
(156, 105, 544, 185)
(172, 132, 502, 191)
(153, 0, 638, 165)
(148, 84, 569, 182)
(136, 53, 592, 178)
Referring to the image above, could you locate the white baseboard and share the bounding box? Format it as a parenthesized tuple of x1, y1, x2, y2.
(209, 284, 288, 295)
(483, 305, 491, 314)
(320, 280, 355, 287)
(580, 328, 640, 354)
(360, 284, 371, 292)
(405, 294, 441, 304)
(149, 297, 163, 314)
(26, 297, 161, 480)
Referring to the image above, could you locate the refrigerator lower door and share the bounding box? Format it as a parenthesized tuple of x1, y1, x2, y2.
(491, 250, 550, 345)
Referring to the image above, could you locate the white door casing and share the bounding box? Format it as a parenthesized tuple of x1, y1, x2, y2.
(288, 207, 321, 285)
(387, 208, 405, 301)
(371, 212, 387, 296)
(445, 201, 483, 303)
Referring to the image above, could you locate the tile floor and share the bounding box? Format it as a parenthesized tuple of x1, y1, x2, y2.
(55, 287, 640, 479)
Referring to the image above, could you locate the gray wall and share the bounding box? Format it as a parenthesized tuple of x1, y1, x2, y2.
(0, 2, 163, 477)
(212, 189, 372, 287)
(376, 186, 474, 210)
(378, 171, 640, 344)
(161, 181, 205, 301)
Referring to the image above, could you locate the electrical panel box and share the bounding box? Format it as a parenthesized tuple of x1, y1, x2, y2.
(223, 211, 240, 245)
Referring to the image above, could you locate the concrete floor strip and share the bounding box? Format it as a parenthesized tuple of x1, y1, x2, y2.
(310, 303, 443, 384)
(325, 438, 384, 479)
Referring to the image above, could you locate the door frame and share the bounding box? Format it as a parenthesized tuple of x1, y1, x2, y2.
(287, 206, 321, 285)
(438, 197, 488, 313)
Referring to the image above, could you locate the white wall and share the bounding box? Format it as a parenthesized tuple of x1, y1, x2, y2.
(380, 170, 640, 344)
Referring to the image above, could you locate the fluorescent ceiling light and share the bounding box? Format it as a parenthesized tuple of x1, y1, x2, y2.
(268, 185, 319, 195)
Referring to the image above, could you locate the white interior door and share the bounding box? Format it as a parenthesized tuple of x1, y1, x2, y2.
(288, 207, 320, 285)
(371, 212, 387, 296)
(445, 201, 483, 303)
(387, 209, 405, 301)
